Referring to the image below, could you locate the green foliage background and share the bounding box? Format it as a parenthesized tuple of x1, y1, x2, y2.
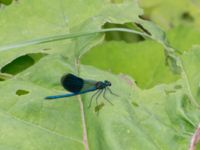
(0, 0, 200, 150)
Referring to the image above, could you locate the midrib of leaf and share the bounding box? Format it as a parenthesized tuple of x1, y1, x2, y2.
(78, 95, 89, 150)
(75, 59, 89, 150)
(0, 28, 149, 52)
(0, 109, 83, 144)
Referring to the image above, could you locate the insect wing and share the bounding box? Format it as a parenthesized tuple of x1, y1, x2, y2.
(61, 73, 84, 93)
(81, 79, 98, 92)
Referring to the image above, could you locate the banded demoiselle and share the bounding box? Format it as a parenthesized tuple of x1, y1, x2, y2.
(45, 73, 117, 107)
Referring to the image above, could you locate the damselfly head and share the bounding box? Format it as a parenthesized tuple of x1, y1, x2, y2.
(104, 80, 111, 86)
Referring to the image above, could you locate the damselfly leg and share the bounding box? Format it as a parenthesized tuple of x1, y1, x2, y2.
(103, 88, 113, 105)
(107, 87, 119, 97)
(95, 90, 103, 106)
(88, 86, 117, 108)
(88, 90, 100, 108)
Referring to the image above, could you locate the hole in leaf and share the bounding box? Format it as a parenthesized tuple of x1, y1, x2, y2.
(16, 89, 29, 96)
(181, 12, 194, 22)
(1, 55, 34, 75)
(103, 22, 145, 43)
(1, 53, 46, 75)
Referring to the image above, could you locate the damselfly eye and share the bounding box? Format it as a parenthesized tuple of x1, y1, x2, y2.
(104, 80, 111, 86)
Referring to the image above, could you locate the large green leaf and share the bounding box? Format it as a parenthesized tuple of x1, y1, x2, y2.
(0, 0, 200, 149)
(82, 40, 179, 89)
(1, 47, 200, 149)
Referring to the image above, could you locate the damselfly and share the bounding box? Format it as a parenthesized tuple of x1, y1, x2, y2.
(45, 73, 117, 107)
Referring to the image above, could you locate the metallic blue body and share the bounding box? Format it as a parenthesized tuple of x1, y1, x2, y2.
(45, 86, 97, 99)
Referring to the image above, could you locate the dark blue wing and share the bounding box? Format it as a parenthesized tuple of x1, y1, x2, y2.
(45, 74, 99, 100)
(61, 73, 84, 93)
